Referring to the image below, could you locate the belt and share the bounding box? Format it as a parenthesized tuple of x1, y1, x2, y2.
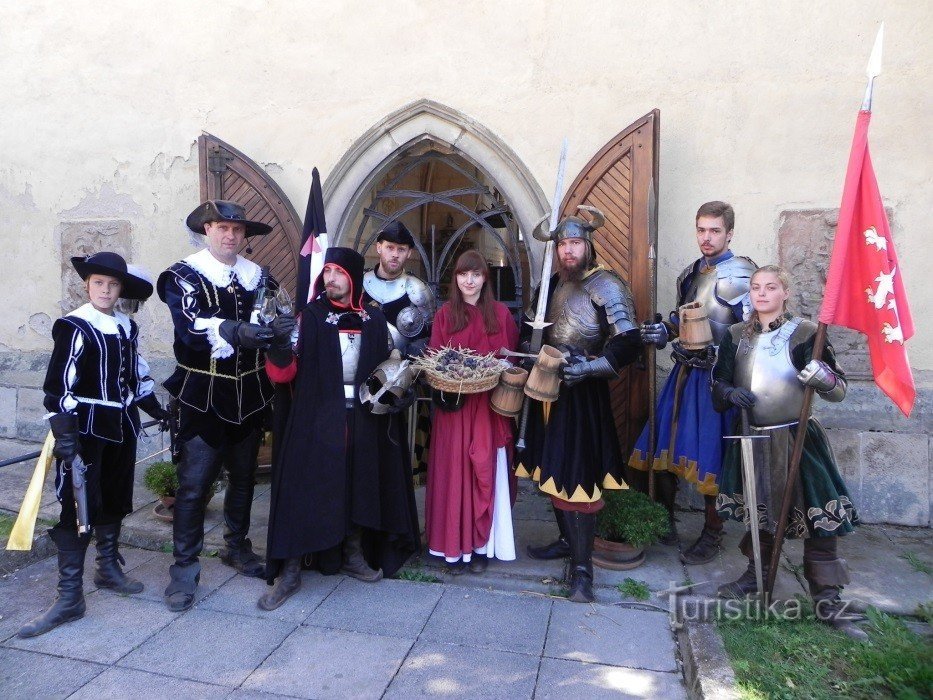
(179, 363, 264, 381)
(74, 396, 126, 409)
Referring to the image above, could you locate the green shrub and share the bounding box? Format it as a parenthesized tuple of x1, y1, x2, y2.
(143, 460, 178, 498)
(596, 488, 669, 547)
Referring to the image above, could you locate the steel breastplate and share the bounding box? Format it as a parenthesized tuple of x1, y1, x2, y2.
(686, 266, 734, 345)
(734, 318, 805, 426)
(340, 332, 361, 394)
(363, 270, 408, 306)
(545, 279, 603, 353)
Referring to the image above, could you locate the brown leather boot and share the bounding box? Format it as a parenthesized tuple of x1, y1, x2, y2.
(340, 529, 382, 582)
(258, 558, 302, 611)
(804, 537, 867, 641)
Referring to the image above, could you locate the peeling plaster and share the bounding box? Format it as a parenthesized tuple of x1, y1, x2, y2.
(59, 182, 143, 220)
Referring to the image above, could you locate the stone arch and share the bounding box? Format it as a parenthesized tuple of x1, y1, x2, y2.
(322, 99, 549, 278)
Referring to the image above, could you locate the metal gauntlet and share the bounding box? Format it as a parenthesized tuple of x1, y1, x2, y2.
(560, 355, 617, 387)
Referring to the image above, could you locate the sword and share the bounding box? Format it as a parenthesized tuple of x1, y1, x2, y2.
(724, 409, 769, 598)
(516, 138, 568, 450)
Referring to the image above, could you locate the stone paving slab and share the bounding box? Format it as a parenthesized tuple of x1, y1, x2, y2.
(201, 569, 341, 624)
(6, 591, 179, 664)
(384, 639, 540, 699)
(545, 600, 678, 673)
(304, 576, 443, 638)
(535, 657, 687, 699)
(118, 608, 296, 687)
(0, 555, 62, 641)
(68, 666, 230, 699)
(420, 586, 552, 656)
(123, 550, 237, 606)
(244, 624, 413, 699)
(0, 646, 105, 699)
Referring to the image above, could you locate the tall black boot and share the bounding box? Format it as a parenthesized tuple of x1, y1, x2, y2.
(258, 558, 302, 611)
(218, 430, 264, 578)
(804, 537, 867, 641)
(717, 530, 772, 599)
(655, 471, 679, 546)
(527, 505, 571, 560)
(165, 436, 222, 612)
(681, 495, 724, 564)
(18, 528, 89, 638)
(564, 511, 596, 603)
(341, 528, 382, 582)
(94, 522, 144, 594)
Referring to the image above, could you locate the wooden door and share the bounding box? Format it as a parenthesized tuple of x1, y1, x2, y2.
(197, 134, 303, 296)
(560, 110, 659, 456)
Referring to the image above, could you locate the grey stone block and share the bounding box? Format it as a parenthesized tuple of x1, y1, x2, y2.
(0, 647, 105, 700)
(119, 608, 296, 686)
(15, 387, 48, 441)
(200, 568, 341, 623)
(6, 591, 178, 664)
(545, 600, 678, 673)
(859, 431, 929, 526)
(420, 587, 551, 656)
(243, 624, 412, 698)
(535, 657, 687, 699)
(384, 640, 538, 699)
(67, 666, 230, 699)
(305, 576, 442, 638)
(0, 386, 16, 438)
(121, 549, 237, 605)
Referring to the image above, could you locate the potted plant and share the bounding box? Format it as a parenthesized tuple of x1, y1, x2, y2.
(144, 460, 179, 522)
(594, 488, 670, 570)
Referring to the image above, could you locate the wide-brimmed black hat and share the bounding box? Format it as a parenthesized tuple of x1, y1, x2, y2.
(376, 220, 415, 248)
(185, 200, 272, 238)
(71, 252, 154, 301)
(312, 247, 366, 310)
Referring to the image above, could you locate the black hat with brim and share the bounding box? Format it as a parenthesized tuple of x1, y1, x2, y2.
(71, 252, 154, 301)
(185, 199, 272, 238)
(376, 220, 415, 247)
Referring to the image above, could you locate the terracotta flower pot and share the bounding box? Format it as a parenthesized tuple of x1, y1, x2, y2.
(593, 536, 646, 570)
(154, 495, 175, 522)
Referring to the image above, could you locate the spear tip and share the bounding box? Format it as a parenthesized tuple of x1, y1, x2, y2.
(866, 22, 884, 79)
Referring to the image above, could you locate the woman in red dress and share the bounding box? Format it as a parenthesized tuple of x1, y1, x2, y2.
(425, 250, 519, 574)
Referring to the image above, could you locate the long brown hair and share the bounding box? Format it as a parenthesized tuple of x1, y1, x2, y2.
(447, 249, 500, 334)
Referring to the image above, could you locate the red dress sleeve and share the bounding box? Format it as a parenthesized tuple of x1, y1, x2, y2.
(266, 356, 297, 384)
(429, 304, 450, 350)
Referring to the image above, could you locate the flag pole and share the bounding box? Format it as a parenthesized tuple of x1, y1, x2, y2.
(764, 24, 883, 599)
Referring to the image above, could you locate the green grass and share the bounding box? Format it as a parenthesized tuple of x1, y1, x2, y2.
(0, 513, 56, 543)
(719, 602, 933, 699)
(900, 551, 932, 576)
(547, 586, 570, 598)
(617, 577, 650, 601)
(397, 567, 441, 584)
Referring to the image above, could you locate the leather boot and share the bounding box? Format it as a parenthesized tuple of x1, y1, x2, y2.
(94, 522, 144, 594)
(681, 497, 724, 564)
(804, 537, 867, 641)
(718, 530, 772, 599)
(564, 511, 596, 604)
(18, 529, 89, 638)
(655, 471, 679, 546)
(341, 529, 382, 582)
(527, 506, 570, 560)
(219, 430, 264, 578)
(258, 558, 302, 611)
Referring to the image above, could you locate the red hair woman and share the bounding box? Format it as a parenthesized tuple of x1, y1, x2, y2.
(425, 250, 519, 574)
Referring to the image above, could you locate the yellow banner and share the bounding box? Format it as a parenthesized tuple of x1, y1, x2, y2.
(6, 431, 55, 551)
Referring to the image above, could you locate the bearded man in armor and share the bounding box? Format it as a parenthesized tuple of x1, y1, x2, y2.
(518, 207, 644, 603)
(158, 200, 294, 612)
(630, 201, 756, 564)
(362, 221, 435, 356)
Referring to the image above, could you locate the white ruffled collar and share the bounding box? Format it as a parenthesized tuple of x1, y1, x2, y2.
(183, 248, 262, 291)
(69, 303, 131, 335)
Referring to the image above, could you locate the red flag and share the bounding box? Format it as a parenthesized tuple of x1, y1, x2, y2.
(818, 110, 915, 416)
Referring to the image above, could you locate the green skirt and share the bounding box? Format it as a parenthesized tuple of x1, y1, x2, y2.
(716, 418, 859, 539)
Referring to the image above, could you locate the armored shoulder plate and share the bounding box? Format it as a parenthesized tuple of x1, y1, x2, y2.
(675, 261, 693, 303)
(715, 255, 756, 306)
(404, 274, 435, 313)
(583, 268, 638, 336)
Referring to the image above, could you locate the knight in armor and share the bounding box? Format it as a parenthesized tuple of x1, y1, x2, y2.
(362, 221, 435, 356)
(630, 201, 756, 563)
(19, 253, 167, 638)
(713, 266, 864, 639)
(158, 200, 295, 612)
(517, 206, 644, 603)
(259, 247, 419, 611)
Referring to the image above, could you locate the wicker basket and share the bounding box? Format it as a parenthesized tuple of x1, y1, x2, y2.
(424, 368, 503, 395)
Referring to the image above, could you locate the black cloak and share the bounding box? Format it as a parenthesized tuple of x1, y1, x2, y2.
(265, 298, 419, 581)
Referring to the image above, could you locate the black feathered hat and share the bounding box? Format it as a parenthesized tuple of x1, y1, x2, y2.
(71, 252, 154, 301)
(376, 220, 415, 248)
(185, 200, 272, 238)
(312, 247, 366, 311)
